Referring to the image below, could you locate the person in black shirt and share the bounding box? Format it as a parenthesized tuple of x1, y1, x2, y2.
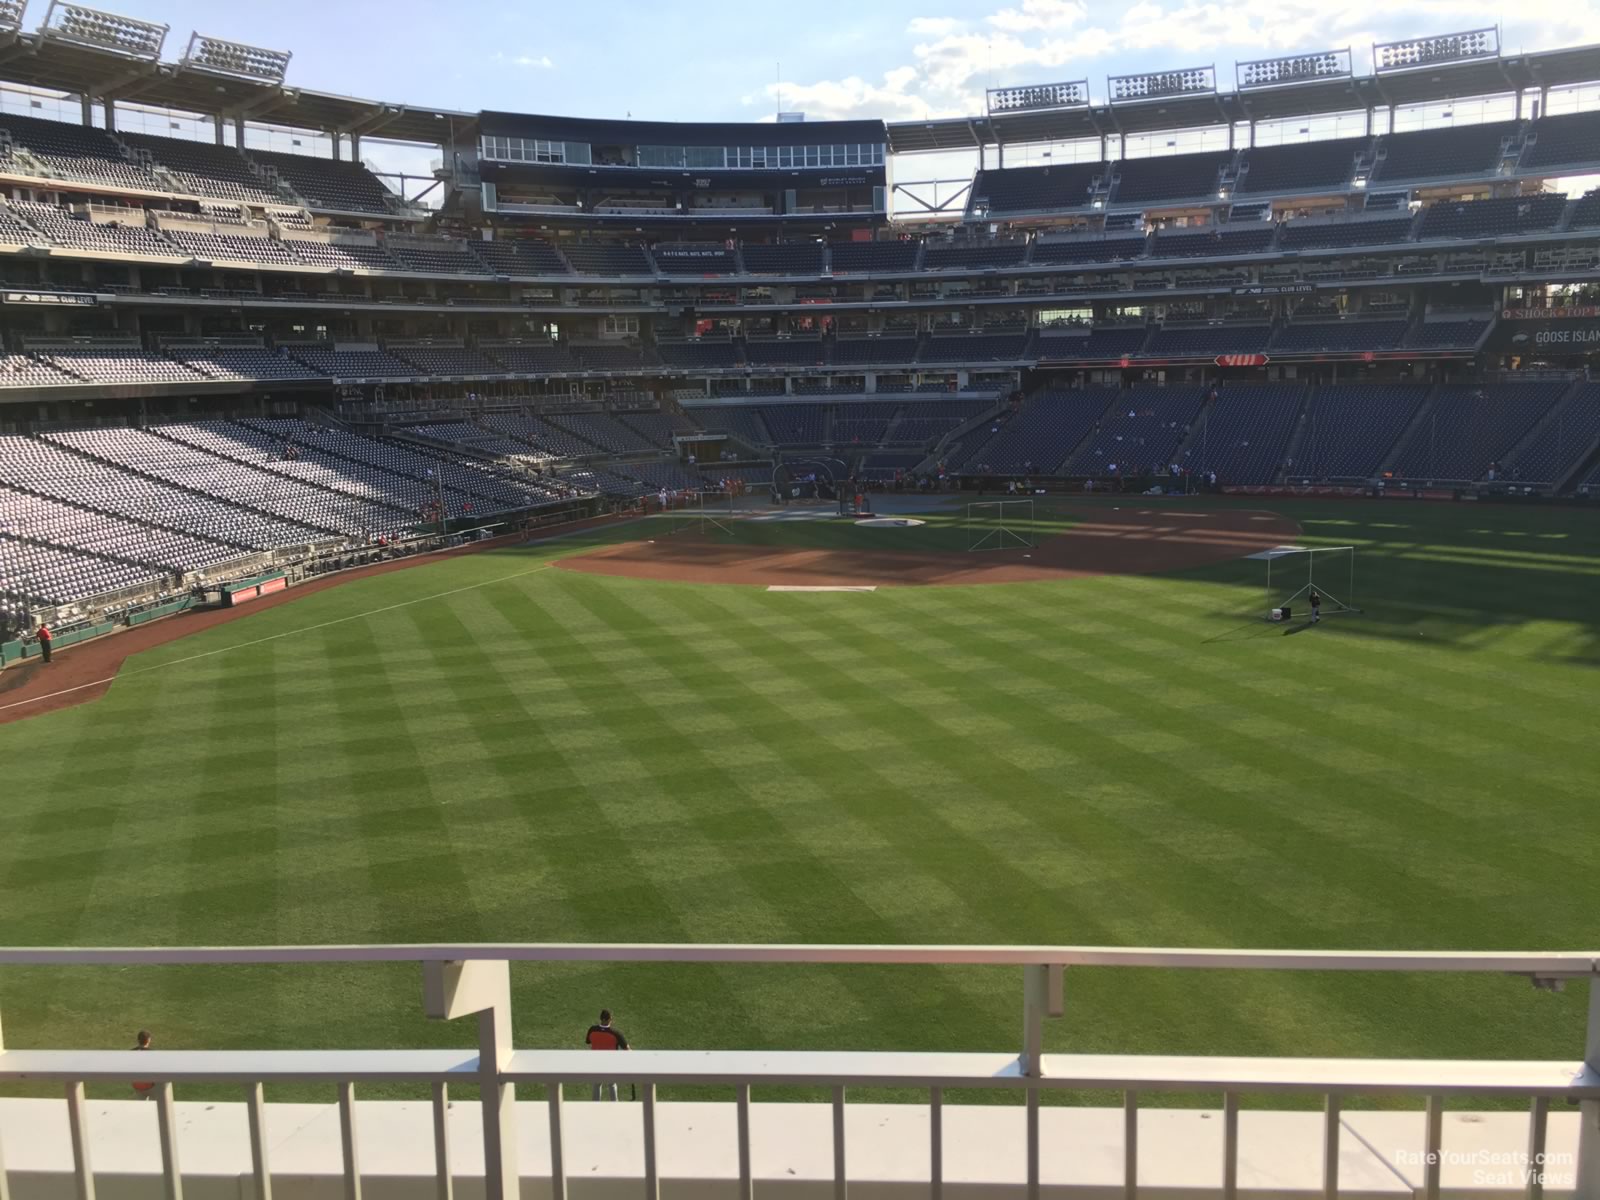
(585, 1009, 629, 1100)
(1309, 590, 1322, 624)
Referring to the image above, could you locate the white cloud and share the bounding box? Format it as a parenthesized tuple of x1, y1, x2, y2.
(773, 0, 1596, 129)
(491, 52, 554, 70)
(906, 16, 965, 36)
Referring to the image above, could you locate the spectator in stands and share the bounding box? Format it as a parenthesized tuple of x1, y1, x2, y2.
(131, 1029, 154, 1100)
(585, 1009, 630, 1101)
(36, 621, 52, 664)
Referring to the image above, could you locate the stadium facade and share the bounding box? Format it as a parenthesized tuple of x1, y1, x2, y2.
(0, 11, 1599, 622)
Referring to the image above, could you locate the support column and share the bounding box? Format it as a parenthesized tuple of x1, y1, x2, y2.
(233, 115, 246, 149)
(422, 961, 518, 1200)
(213, 114, 224, 146)
(350, 133, 362, 161)
(103, 100, 115, 134)
(1020, 964, 1063, 1077)
(1576, 981, 1600, 1197)
(79, 94, 92, 127)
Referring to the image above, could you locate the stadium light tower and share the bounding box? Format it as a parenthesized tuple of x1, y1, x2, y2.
(180, 31, 291, 85)
(1373, 28, 1500, 72)
(0, 0, 28, 35)
(39, 0, 167, 59)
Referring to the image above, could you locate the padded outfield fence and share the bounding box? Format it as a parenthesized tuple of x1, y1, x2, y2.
(0, 943, 1595, 1200)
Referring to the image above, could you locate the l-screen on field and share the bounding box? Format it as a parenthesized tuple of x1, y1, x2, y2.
(1, 495, 1598, 1095)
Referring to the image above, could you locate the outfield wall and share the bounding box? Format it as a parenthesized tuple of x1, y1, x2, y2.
(0, 1097, 1581, 1198)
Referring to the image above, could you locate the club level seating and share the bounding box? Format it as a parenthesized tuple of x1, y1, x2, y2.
(1296, 385, 1429, 478)
(657, 340, 740, 368)
(246, 149, 399, 214)
(0, 534, 164, 606)
(485, 343, 576, 372)
(1520, 110, 1600, 170)
(919, 333, 1031, 362)
(470, 239, 569, 275)
(1188, 384, 1304, 485)
(833, 337, 920, 365)
(1391, 382, 1566, 482)
(115, 131, 282, 204)
(681, 406, 770, 445)
(619, 410, 701, 448)
(177, 348, 325, 381)
(1372, 121, 1517, 183)
(389, 346, 504, 375)
(756, 405, 829, 444)
(1499, 382, 1600, 483)
(39, 348, 207, 385)
(922, 242, 1027, 270)
(1036, 327, 1148, 359)
(0, 112, 162, 191)
(1065, 385, 1207, 475)
(1113, 151, 1230, 205)
(12, 202, 181, 258)
(1030, 236, 1147, 266)
(563, 243, 654, 275)
(741, 243, 824, 274)
(960, 389, 1115, 474)
(1277, 216, 1415, 250)
(288, 346, 418, 377)
(970, 161, 1106, 214)
(654, 244, 740, 274)
(1569, 191, 1600, 228)
(164, 230, 304, 266)
(828, 241, 919, 272)
(1415, 194, 1566, 240)
(1402, 320, 1488, 349)
(1269, 320, 1408, 353)
(281, 239, 401, 270)
(574, 343, 653, 369)
(1237, 139, 1365, 194)
(0, 353, 81, 387)
(744, 339, 826, 367)
(1142, 325, 1271, 356)
(387, 240, 492, 275)
(0, 202, 46, 245)
(546, 411, 659, 455)
(0, 434, 322, 549)
(1149, 227, 1274, 259)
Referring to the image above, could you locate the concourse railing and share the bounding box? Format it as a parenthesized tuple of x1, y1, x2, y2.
(0, 943, 1596, 1200)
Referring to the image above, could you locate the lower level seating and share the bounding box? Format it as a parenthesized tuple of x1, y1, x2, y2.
(1294, 385, 1428, 479)
(1187, 385, 1305, 486)
(1391, 382, 1566, 482)
(960, 389, 1116, 474)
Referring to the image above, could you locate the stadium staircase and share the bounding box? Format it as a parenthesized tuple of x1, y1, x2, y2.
(923, 392, 1015, 470)
(1375, 385, 1443, 479)
(1278, 385, 1320, 479)
(1494, 377, 1587, 482)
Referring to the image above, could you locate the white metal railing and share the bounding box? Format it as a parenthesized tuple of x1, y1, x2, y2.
(0, 944, 1596, 1200)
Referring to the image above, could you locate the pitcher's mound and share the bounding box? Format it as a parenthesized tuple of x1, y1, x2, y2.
(558, 505, 1300, 588)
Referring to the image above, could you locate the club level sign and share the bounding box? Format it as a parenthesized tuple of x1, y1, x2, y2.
(1215, 353, 1269, 366)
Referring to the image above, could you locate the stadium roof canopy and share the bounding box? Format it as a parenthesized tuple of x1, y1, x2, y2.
(0, 20, 476, 144)
(886, 42, 1600, 153)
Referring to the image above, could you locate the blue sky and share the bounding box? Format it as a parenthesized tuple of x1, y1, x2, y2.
(29, 0, 1600, 193)
(67, 0, 1600, 125)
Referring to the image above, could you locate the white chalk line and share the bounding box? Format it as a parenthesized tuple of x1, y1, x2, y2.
(0, 562, 556, 715)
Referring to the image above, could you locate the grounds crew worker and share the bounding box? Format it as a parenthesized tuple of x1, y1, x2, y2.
(585, 1009, 629, 1100)
(36, 622, 52, 664)
(131, 1029, 154, 1099)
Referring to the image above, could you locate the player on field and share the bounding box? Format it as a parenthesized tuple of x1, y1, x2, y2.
(1309, 590, 1322, 624)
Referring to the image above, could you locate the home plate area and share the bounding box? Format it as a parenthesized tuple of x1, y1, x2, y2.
(557, 504, 1301, 588)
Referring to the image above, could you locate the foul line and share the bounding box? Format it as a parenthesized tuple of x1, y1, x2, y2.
(0, 562, 556, 715)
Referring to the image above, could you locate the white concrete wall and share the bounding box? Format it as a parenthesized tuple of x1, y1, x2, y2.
(0, 1098, 1580, 1198)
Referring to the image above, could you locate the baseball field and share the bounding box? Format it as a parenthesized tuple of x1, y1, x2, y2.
(0, 494, 1596, 1104)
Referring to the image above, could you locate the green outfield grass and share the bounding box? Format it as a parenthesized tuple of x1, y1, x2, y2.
(1, 496, 1597, 1105)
